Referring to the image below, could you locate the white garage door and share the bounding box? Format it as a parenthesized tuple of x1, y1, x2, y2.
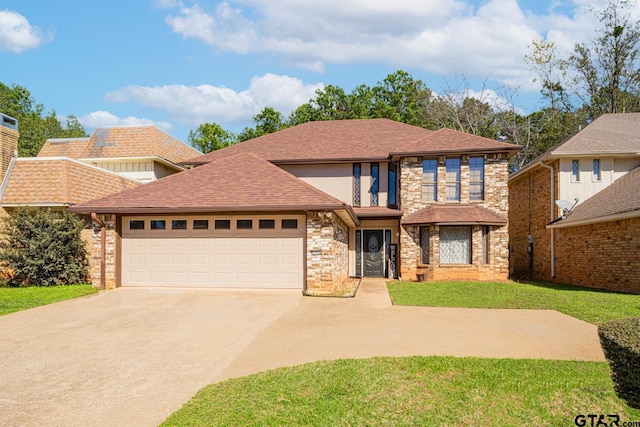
(121, 215, 305, 289)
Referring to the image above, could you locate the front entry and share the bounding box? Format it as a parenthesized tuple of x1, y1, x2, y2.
(363, 230, 384, 277)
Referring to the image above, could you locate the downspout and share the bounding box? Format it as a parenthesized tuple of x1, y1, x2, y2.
(538, 162, 556, 278)
(91, 213, 106, 290)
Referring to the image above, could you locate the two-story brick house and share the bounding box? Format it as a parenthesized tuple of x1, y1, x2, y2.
(69, 119, 519, 292)
(509, 113, 640, 294)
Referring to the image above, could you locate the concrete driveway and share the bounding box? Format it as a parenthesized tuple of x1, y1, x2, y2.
(0, 279, 604, 427)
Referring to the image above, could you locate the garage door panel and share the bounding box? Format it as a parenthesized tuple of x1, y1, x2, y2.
(123, 235, 303, 289)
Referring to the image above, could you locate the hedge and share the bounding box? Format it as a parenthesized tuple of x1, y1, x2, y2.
(598, 317, 640, 409)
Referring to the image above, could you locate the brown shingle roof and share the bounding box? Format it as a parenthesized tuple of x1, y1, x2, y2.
(402, 205, 507, 225)
(1, 158, 141, 206)
(550, 166, 640, 227)
(37, 138, 90, 158)
(552, 113, 640, 155)
(69, 152, 353, 214)
(38, 126, 201, 165)
(184, 119, 520, 165)
(391, 128, 520, 156)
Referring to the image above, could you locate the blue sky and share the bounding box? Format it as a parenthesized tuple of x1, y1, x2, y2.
(0, 0, 624, 143)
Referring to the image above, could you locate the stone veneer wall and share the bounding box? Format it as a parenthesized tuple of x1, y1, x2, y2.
(508, 162, 557, 281)
(89, 214, 119, 289)
(554, 218, 640, 294)
(400, 155, 510, 281)
(306, 211, 349, 292)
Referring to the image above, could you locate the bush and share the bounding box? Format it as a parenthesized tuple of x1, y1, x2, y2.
(598, 317, 640, 409)
(0, 208, 88, 286)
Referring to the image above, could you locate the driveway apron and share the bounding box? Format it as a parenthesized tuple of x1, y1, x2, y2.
(0, 279, 604, 426)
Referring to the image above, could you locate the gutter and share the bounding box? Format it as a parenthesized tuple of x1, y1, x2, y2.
(91, 213, 106, 290)
(539, 161, 556, 278)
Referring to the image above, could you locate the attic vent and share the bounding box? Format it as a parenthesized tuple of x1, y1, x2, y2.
(94, 128, 115, 147)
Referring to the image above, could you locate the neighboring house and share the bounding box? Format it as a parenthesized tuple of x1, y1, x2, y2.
(0, 114, 202, 282)
(509, 113, 640, 294)
(70, 119, 519, 292)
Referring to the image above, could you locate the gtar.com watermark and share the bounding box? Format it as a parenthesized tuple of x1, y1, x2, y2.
(574, 414, 640, 427)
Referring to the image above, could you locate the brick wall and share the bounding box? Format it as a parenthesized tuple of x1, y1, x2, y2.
(554, 218, 640, 294)
(306, 211, 349, 292)
(0, 124, 18, 184)
(400, 154, 510, 281)
(508, 162, 558, 281)
(89, 214, 118, 289)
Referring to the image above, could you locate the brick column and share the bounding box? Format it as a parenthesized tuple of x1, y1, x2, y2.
(90, 214, 118, 289)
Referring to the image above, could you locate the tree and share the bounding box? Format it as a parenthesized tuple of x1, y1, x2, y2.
(0, 208, 88, 286)
(188, 122, 236, 153)
(0, 82, 89, 156)
(238, 107, 288, 142)
(568, 0, 640, 118)
(370, 70, 430, 125)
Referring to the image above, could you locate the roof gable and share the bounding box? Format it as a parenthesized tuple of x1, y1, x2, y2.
(69, 152, 350, 213)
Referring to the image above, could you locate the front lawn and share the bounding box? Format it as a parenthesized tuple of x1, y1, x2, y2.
(0, 284, 98, 316)
(387, 280, 640, 324)
(162, 356, 640, 426)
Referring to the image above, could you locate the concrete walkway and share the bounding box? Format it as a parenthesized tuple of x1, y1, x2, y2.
(0, 279, 604, 426)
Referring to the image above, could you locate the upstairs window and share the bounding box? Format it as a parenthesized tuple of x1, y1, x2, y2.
(593, 159, 601, 181)
(422, 159, 437, 202)
(446, 158, 461, 201)
(469, 156, 484, 201)
(388, 162, 397, 208)
(571, 159, 580, 182)
(371, 163, 379, 206)
(353, 163, 361, 206)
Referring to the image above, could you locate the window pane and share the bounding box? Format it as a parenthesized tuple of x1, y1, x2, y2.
(172, 220, 187, 230)
(420, 227, 429, 264)
(593, 159, 601, 181)
(572, 159, 580, 181)
(237, 219, 253, 230)
(388, 163, 397, 207)
(482, 226, 490, 264)
(150, 220, 166, 230)
(193, 219, 209, 230)
(259, 219, 275, 229)
(446, 158, 461, 201)
(469, 156, 484, 201)
(422, 159, 437, 202)
(281, 219, 298, 229)
(440, 226, 471, 264)
(371, 163, 379, 206)
(129, 220, 144, 230)
(215, 219, 231, 229)
(353, 163, 361, 206)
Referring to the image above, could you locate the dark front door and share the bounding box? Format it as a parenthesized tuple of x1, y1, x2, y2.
(363, 230, 384, 277)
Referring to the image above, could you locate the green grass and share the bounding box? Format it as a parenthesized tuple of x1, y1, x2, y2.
(162, 356, 640, 427)
(387, 280, 640, 324)
(0, 284, 98, 316)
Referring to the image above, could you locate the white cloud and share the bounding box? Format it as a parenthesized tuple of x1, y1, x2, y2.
(105, 74, 323, 125)
(79, 111, 173, 131)
(160, 0, 607, 89)
(0, 10, 48, 53)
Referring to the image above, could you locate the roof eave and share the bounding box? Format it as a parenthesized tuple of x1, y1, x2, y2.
(546, 209, 640, 229)
(68, 204, 350, 215)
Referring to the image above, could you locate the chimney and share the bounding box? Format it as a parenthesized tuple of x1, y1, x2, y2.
(0, 113, 19, 188)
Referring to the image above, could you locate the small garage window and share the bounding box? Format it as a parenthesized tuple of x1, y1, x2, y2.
(150, 220, 166, 230)
(172, 220, 187, 230)
(129, 220, 145, 230)
(215, 219, 231, 229)
(282, 219, 298, 229)
(193, 219, 209, 230)
(259, 219, 275, 229)
(237, 219, 253, 230)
